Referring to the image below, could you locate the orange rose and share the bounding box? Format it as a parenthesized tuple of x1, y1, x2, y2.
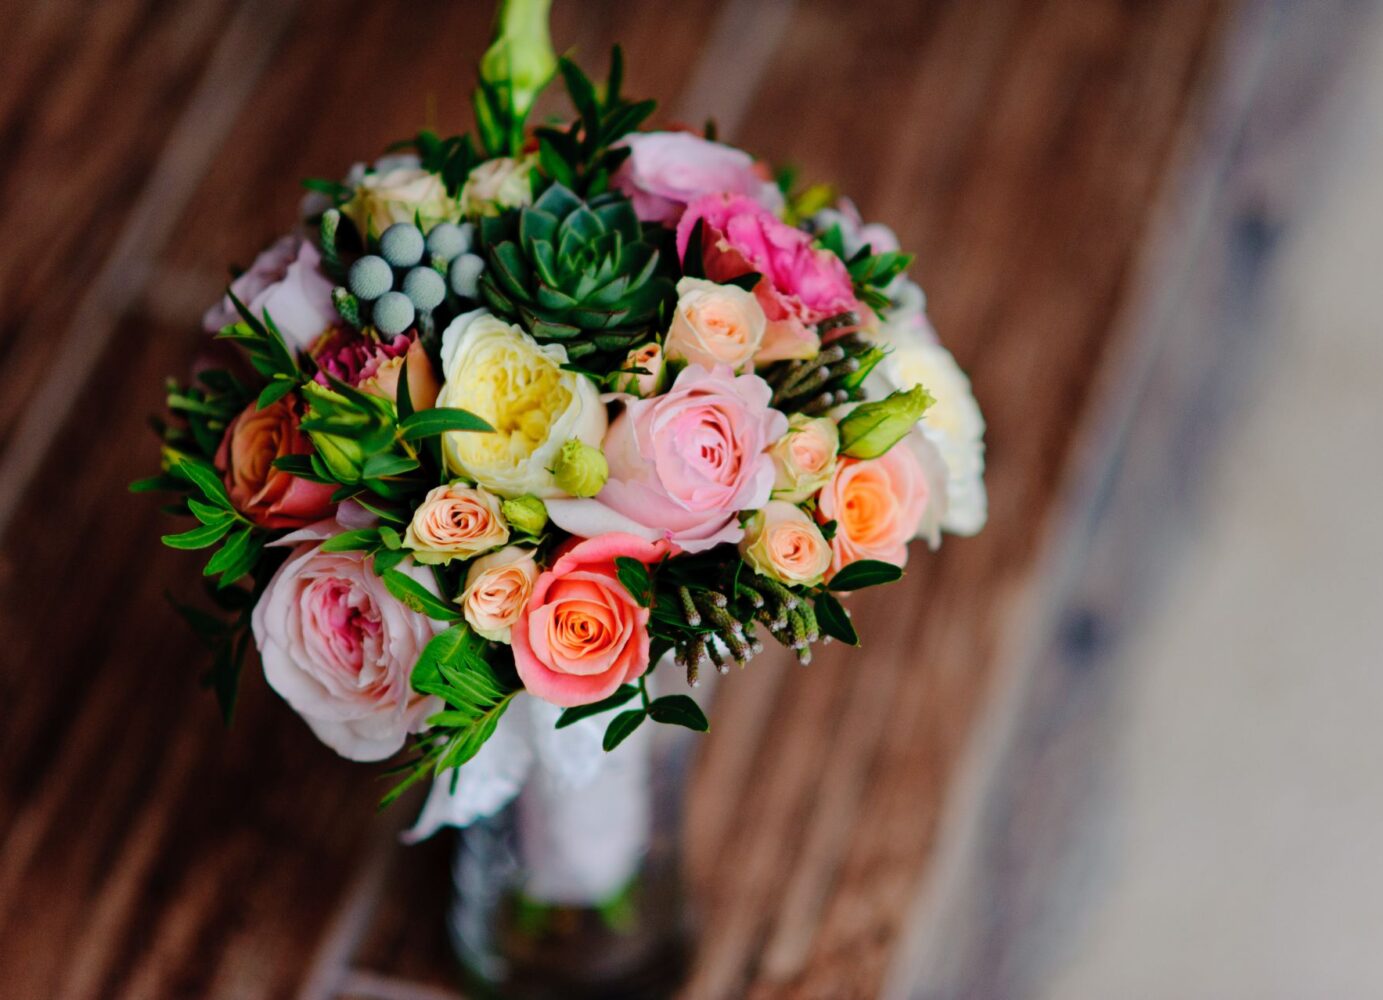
(214, 396, 336, 529)
(816, 444, 932, 578)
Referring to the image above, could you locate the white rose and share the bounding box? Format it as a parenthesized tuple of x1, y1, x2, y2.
(881, 337, 987, 536)
(460, 156, 536, 217)
(436, 310, 607, 497)
(342, 166, 457, 238)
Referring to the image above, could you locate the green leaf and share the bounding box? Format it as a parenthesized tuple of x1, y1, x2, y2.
(555, 684, 640, 728)
(614, 556, 651, 607)
(256, 378, 297, 410)
(187, 498, 234, 526)
(647, 694, 709, 732)
(129, 474, 182, 494)
(814, 592, 859, 645)
(602, 708, 646, 751)
(398, 407, 495, 440)
(169, 457, 234, 510)
(205, 527, 261, 585)
(827, 559, 904, 592)
(361, 453, 421, 478)
(162, 519, 234, 550)
(382, 568, 461, 621)
(319, 528, 382, 553)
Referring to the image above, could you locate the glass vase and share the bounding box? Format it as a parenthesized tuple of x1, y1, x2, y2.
(447, 691, 698, 998)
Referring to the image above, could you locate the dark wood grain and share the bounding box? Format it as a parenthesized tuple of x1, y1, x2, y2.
(0, 0, 1238, 997)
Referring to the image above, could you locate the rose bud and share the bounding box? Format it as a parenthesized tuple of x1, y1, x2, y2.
(501, 495, 549, 536)
(460, 546, 539, 643)
(837, 384, 935, 460)
(739, 501, 833, 587)
(617, 342, 667, 397)
(551, 439, 609, 498)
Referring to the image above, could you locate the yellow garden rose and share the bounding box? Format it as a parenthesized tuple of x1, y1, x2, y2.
(435, 310, 607, 497)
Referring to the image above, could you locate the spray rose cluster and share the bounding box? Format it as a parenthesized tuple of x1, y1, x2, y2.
(140, 32, 987, 802)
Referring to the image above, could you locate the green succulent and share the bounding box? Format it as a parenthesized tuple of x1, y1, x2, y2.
(478, 183, 674, 362)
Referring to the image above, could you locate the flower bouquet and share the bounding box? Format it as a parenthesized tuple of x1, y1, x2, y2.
(135, 0, 985, 990)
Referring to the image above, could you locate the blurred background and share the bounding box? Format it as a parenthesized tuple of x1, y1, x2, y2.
(1, 1, 1380, 998)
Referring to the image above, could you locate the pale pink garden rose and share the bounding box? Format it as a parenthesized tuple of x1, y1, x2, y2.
(816, 435, 948, 579)
(460, 546, 539, 643)
(739, 501, 833, 587)
(677, 194, 859, 363)
(664, 277, 766, 373)
(512, 534, 674, 707)
(202, 235, 337, 353)
(612, 131, 784, 225)
(404, 482, 510, 565)
(251, 519, 444, 761)
(546, 365, 788, 553)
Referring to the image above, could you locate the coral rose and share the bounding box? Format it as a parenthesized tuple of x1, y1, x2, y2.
(252, 520, 444, 760)
(214, 396, 336, 529)
(460, 546, 539, 643)
(512, 534, 674, 707)
(404, 482, 510, 565)
(546, 364, 787, 553)
(677, 194, 859, 362)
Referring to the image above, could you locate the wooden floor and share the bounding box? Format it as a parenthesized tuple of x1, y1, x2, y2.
(0, 1, 1235, 997)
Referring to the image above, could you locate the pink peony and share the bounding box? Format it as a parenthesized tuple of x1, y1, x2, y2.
(202, 234, 337, 353)
(251, 517, 444, 760)
(313, 331, 440, 409)
(677, 194, 859, 362)
(215, 396, 337, 530)
(613, 131, 783, 225)
(546, 365, 787, 553)
(512, 533, 673, 707)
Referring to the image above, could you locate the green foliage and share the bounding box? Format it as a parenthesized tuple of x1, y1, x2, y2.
(533, 47, 655, 198)
(826, 558, 903, 592)
(479, 183, 674, 365)
(382, 623, 521, 808)
(555, 684, 640, 728)
(763, 333, 887, 416)
(397, 129, 483, 198)
(815, 223, 915, 313)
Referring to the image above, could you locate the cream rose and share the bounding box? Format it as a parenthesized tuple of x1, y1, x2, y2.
(664, 277, 766, 372)
(436, 310, 607, 498)
(404, 482, 509, 565)
(740, 501, 833, 587)
(460, 546, 539, 643)
(769, 413, 839, 503)
(342, 166, 457, 238)
(460, 156, 536, 216)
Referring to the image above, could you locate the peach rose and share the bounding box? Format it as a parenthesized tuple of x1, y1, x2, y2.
(214, 396, 336, 530)
(769, 413, 839, 503)
(512, 534, 674, 707)
(664, 277, 766, 372)
(404, 482, 509, 565)
(739, 501, 832, 587)
(460, 546, 539, 643)
(817, 443, 935, 577)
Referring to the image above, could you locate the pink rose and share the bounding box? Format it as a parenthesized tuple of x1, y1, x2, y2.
(214, 396, 336, 530)
(314, 331, 440, 410)
(546, 365, 787, 553)
(512, 534, 673, 707)
(203, 235, 336, 353)
(251, 522, 444, 760)
(677, 194, 859, 362)
(613, 131, 783, 225)
(817, 441, 938, 578)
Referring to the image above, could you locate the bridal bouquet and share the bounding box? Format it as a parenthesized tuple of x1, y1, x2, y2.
(134, 4, 986, 808)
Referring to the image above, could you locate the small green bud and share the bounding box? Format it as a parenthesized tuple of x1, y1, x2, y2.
(501, 494, 548, 536)
(837, 384, 934, 459)
(551, 439, 609, 498)
(482, 0, 557, 123)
